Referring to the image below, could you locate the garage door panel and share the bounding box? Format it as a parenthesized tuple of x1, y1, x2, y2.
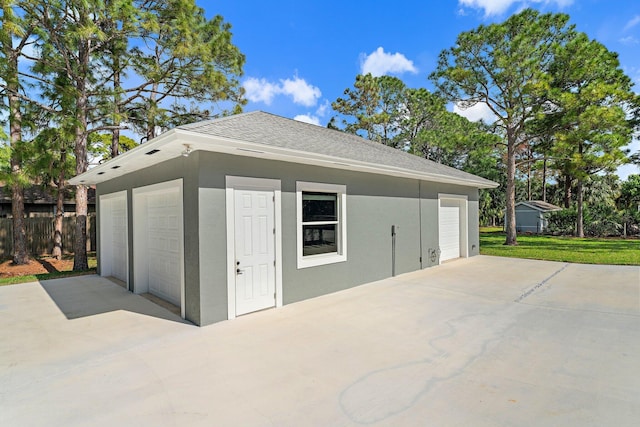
(145, 190, 182, 307)
(439, 200, 461, 262)
(101, 194, 128, 284)
(111, 198, 127, 281)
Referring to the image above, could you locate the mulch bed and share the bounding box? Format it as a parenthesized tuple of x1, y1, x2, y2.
(0, 257, 75, 278)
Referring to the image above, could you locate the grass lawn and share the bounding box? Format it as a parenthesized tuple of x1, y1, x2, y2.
(480, 227, 640, 265)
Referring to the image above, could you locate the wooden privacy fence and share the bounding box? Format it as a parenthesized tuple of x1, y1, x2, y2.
(0, 215, 96, 258)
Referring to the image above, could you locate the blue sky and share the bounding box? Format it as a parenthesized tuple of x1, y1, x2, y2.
(204, 0, 640, 179)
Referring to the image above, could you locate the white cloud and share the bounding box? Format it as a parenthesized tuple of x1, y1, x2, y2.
(617, 163, 640, 181)
(620, 36, 639, 45)
(293, 100, 331, 127)
(315, 100, 330, 117)
(458, 0, 515, 15)
(280, 77, 322, 107)
(360, 47, 417, 77)
(453, 102, 496, 123)
(243, 75, 321, 107)
(624, 15, 640, 31)
(243, 77, 281, 105)
(294, 114, 321, 126)
(458, 0, 574, 17)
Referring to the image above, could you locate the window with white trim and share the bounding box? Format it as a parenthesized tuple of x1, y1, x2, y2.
(296, 182, 347, 268)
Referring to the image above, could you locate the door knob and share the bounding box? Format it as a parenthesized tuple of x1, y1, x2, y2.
(236, 268, 243, 275)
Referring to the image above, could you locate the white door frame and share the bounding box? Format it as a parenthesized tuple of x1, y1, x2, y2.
(99, 190, 129, 286)
(438, 193, 469, 263)
(225, 176, 282, 319)
(133, 179, 185, 318)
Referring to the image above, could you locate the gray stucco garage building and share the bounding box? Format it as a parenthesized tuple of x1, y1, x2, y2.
(70, 111, 497, 326)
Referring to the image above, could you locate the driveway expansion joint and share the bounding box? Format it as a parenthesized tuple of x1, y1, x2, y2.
(514, 263, 570, 303)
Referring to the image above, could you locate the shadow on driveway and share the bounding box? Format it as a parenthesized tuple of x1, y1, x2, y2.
(39, 275, 189, 324)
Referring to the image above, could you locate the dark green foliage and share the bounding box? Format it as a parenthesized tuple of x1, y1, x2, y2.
(431, 8, 638, 243)
(619, 175, 640, 210)
(547, 208, 577, 235)
(431, 9, 576, 246)
(546, 203, 623, 238)
(2, 0, 246, 269)
(330, 73, 404, 146)
(331, 74, 502, 223)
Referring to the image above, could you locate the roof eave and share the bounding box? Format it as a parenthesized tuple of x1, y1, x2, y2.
(69, 129, 179, 185)
(70, 128, 499, 189)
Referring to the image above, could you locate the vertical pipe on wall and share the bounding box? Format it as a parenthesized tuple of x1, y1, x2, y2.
(418, 180, 423, 269)
(391, 224, 396, 277)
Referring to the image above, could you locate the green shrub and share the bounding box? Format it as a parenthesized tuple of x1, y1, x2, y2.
(547, 208, 576, 235)
(621, 208, 640, 236)
(584, 205, 622, 237)
(546, 206, 635, 237)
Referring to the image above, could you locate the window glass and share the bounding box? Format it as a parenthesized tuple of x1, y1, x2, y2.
(296, 182, 346, 268)
(302, 192, 337, 222)
(303, 224, 337, 256)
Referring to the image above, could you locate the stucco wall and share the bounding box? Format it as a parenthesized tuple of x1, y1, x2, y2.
(96, 150, 480, 326)
(96, 155, 202, 323)
(420, 181, 480, 266)
(515, 208, 543, 233)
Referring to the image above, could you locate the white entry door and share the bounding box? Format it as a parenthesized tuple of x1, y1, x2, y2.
(439, 199, 461, 262)
(146, 189, 182, 306)
(234, 189, 276, 315)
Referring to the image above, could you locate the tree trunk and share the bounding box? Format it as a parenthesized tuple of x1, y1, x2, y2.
(542, 158, 547, 202)
(73, 184, 88, 270)
(576, 179, 584, 238)
(526, 150, 532, 201)
(10, 179, 28, 264)
(111, 126, 120, 158)
(52, 150, 67, 260)
(575, 142, 584, 238)
(563, 174, 572, 208)
(7, 53, 29, 265)
(111, 59, 120, 158)
(504, 133, 518, 245)
(73, 123, 89, 270)
(147, 81, 158, 141)
(73, 45, 89, 271)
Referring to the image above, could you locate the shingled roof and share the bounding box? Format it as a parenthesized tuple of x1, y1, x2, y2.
(516, 200, 562, 212)
(70, 111, 498, 188)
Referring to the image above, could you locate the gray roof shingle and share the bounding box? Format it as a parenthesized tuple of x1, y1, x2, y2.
(517, 200, 562, 212)
(179, 111, 497, 188)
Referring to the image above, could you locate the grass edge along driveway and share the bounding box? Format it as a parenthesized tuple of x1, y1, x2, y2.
(480, 227, 640, 266)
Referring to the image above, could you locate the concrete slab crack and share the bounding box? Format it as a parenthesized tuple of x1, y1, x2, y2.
(338, 312, 511, 424)
(514, 263, 570, 303)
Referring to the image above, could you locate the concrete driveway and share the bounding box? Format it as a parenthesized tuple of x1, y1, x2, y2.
(1, 256, 638, 426)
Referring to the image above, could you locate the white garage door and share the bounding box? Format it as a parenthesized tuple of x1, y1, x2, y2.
(146, 189, 182, 306)
(439, 199, 461, 262)
(99, 192, 128, 283)
(110, 197, 128, 282)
